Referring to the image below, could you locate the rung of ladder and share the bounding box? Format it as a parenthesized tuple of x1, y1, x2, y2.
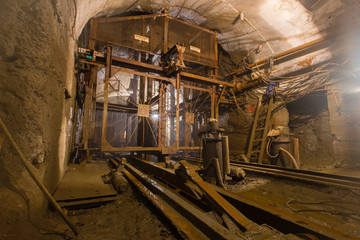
(255, 128, 264, 131)
(253, 138, 263, 142)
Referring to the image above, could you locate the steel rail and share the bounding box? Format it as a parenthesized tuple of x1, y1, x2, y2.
(123, 163, 242, 240)
(128, 157, 359, 240)
(123, 168, 209, 240)
(231, 161, 360, 190)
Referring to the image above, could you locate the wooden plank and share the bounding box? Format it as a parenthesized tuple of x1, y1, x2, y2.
(53, 163, 117, 202)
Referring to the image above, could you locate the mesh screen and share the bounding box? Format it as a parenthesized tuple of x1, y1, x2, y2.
(93, 17, 164, 54)
(91, 15, 217, 67)
(168, 19, 216, 67)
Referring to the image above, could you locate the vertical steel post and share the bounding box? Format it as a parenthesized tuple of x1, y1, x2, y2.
(214, 31, 219, 120)
(84, 19, 97, 151)
(163, 15, 169, 54)
(158, 83, 166, 147)
(211, 85, 216, 119)
(101, 46, 112, 148)
(82, 78, 91, 149)
(184, 87, 190, 156)
(89, 67, 98, 146)
(176, 73, 180, 148)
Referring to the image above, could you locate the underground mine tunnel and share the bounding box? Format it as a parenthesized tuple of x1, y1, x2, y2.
(1, 0, 360, 239)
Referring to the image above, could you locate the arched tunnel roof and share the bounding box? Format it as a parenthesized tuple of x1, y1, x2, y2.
(74, 0, 357, 66)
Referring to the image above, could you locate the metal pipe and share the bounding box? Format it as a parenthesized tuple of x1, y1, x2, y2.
(233, 79, 263, 93)
(0, 118, 78, 235)
(279, 147, 299, 169)
(222, 136, 230, 175)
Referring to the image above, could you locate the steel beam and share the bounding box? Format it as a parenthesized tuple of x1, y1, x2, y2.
(124, 163, 242, 240)
(231, 162, 360, 190)
(180, 72, 232, 87)
(128, 157, 359, 240)
(123, 168, 209, 240)
(178, 161, 253, 232)
(101, 46, 112, 150)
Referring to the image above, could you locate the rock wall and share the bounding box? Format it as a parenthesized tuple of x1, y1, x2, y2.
(0, 0, 76, 237)
(327, 77, 360, 170)
(291, 111, 336, 170)
(287, 92, 336, 170)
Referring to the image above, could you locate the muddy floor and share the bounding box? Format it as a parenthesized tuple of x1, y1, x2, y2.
(226, 172, 360, 237)
(68, 189, 178, 240)
(1, 186, 178, 240)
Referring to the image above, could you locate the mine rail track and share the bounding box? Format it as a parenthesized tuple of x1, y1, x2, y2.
(231, 161, 360, 190)
(110, 157, 360, 240)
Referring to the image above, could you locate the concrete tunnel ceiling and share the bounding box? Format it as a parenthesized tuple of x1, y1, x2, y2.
(73, 0, 352, 69)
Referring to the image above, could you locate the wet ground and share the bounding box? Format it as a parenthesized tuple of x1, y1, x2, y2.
(226, 172, 360, 237)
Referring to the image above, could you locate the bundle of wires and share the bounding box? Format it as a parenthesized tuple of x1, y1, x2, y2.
(247, 61, 347, 103)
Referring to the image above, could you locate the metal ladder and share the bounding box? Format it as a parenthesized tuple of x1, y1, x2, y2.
(246, 96, 274, 163)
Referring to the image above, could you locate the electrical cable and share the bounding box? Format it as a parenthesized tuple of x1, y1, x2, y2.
(279, 147, 299, 169)
(266, 138, 279, 158)
(243, 61, 345, 103)
(243, 17, 275, 56)
(286, 199, 360, 221)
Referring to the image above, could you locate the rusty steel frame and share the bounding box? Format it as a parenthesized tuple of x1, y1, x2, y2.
(83, 13, 226, 154)
(100, 58, 213, 153)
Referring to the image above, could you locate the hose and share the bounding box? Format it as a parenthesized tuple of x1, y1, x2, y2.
(266, 138, 279, 158)
(279, 147, 299, 169)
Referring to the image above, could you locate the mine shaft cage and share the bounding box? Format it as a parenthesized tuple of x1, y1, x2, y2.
(81, 13, 232, 155)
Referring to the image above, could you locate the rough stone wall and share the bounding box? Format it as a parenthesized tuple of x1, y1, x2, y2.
(225, 105, 255, 154)
(291, 111, 336, 171)
(0, 0, 76, 237)
(327, 77, 360, 170)
(287, 92, 336, 170)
